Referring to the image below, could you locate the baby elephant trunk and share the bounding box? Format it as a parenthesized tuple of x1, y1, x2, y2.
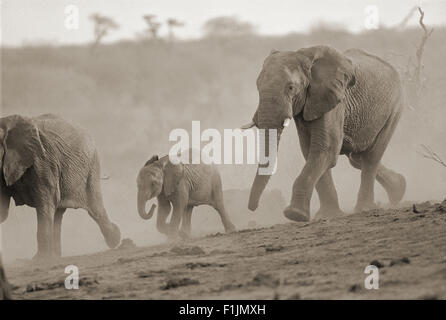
(137, 190, 156, 220)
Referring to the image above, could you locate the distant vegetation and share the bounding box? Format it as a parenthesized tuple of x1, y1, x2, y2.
(203, 16, 257, 38)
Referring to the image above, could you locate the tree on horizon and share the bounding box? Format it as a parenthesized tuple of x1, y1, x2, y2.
(89, 13, 119, 48)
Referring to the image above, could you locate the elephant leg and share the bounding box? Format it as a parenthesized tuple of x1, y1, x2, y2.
(212, 177, 236, 233)
(284, 153, 336, 222)
(35, 204, 56, 260)
(355, 159, 379, 212)
(86, 175, 121, 249)
(349, 156, 406, 206)
(167, 185, 190, 239)
(53, 208, 66, 257)
(0, 190, 10, 224)
(86, 203, 121, 249)
(0, 255, 11, 300)
(156, 198, 172, 235)
(168, 202, 187, 238)
(285, 112, 343, 222)
(354, 111, 403, 212)
(313, 169, 344, 220)
(179, 205, 193, 238)
(376, 165, 406, 205)
(214, 200, 236, 233)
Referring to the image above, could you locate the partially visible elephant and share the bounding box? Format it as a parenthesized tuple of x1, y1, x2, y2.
(243, 46, 406, 221)
(0, 254, 11, 299)
(0, 114, 121, 260)
(137, 152, 236, 237)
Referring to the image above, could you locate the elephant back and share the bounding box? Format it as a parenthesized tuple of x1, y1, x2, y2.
(34, 114, 97, 159)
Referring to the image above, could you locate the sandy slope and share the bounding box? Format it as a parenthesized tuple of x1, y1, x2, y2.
(5, 201, 446, 300)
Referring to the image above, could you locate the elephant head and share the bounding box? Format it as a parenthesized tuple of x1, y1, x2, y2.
(136, 155, 183, 220)
(244, 46, 356, 211)
(0, 115, 45, 222)
(137, 155, 164, 220)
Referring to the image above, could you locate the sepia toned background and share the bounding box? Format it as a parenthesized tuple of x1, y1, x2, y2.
(1, 0, 446, 261)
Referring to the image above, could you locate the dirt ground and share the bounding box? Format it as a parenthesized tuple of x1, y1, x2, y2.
(5, 201, 446, 300)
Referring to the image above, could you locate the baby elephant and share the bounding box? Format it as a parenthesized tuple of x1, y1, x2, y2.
(136, 153, 236, 237)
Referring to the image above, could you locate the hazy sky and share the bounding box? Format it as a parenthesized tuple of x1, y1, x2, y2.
(1, 0, 445, 46)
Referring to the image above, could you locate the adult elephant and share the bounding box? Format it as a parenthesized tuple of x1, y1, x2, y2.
(243, 45, 406, 222)
(0, 114, 121, 260)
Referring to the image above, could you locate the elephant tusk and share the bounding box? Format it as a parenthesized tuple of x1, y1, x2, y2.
(240, 121, 256, 130)
(282, 118, 291, 127)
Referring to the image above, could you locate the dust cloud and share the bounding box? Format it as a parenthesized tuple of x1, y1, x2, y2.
(1, 26, 445, 261)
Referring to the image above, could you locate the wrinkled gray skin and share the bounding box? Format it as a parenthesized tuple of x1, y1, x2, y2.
(0, 114, 121, 260)
(0, 255, 11, 299)
(245, 46, 406, 222)
(137, 153, 236, 238)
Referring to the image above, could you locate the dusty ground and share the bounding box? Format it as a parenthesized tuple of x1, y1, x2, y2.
(5, 201, 446, 300)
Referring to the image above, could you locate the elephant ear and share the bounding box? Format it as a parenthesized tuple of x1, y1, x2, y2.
(144, 155, 159, 167)
(1, 115, 45, 186)
(298, 46, 356, 121)
(163, 161, 184, 197)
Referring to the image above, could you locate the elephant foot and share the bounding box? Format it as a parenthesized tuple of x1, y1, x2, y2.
(313, 207, 345, 221)
(178, 229, 191, 239)
(283, 206, 310, 222)
(32, 253, 44, 262)
(104, 223, 121, 249)
(354, 202, 380, 213)
(32, 251, 58, 263)
(157, 224, 169, 236)
(0, 274, 11, 300)
(224, 223, 237, 234)
(53, 250, 62, 259)
(388, 174, 406, 205)
(167, 233, 181, 242)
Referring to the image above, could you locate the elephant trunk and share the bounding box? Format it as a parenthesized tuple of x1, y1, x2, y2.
(248, 99, 283, 211)
(137, 190, 156, 220)
(248, 173, 272, 211)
